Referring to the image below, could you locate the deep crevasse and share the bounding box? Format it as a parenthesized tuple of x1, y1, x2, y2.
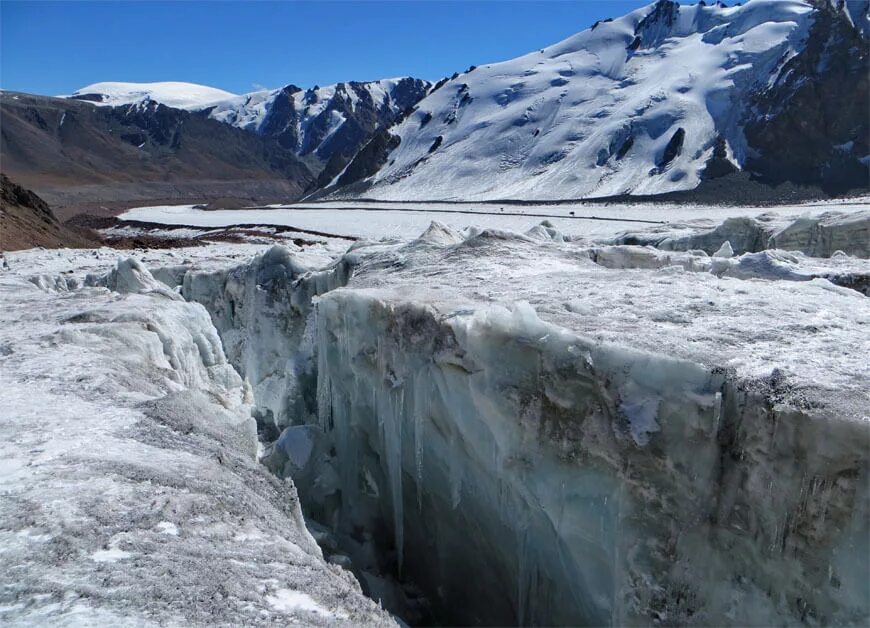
(179, 243, 870, 626)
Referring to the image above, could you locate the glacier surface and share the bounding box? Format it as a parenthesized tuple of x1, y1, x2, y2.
(178, 216, 869, 625)
(3, 207, 869, 626)
(0, 247, 393, 626)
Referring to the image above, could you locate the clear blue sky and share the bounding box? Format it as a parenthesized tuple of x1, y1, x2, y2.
(1, 0, 646, 96)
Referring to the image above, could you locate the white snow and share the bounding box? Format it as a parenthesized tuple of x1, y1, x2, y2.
(713, 240, 734, 257)
(91, 547, 132, 563)
(155, 521, 179, 536)
(70, 81, 238, 109)
(266, 589, 334, 617)
(207, 88, 279, 131)
(119, 197, 870, 243)
(361, 0, 817, 200)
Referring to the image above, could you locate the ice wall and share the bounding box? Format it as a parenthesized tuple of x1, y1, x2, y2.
(613, 211, 870, 258)
(309, 291, 869, 626)
(182, 245, 354, 435)
(178, 237, 869, 626)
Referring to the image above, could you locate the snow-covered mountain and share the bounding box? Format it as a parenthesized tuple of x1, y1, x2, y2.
(334, 0, 868, 200)
(70, 81, 238, 109)
(39, 0, 870, 203)
(207, 79, 429, 155)
(69, 78, 432, 186)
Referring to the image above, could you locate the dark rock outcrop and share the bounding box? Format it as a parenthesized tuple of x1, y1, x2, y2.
(656, 127, 685, 170)
(701, 135, 739, 180)
(743, 1, 869, 194)
(335, 129, 401, 188)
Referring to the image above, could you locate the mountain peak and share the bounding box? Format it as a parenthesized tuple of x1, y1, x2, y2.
(330, 0, 865, 201)
(68, 81, 238, 109)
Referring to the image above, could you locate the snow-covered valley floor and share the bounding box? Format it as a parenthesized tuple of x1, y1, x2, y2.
(119, 197, 870, 241)
(2, 202, 869, 626)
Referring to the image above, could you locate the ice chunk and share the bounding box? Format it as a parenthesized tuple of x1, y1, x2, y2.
(713, 240, 734, 258)
(106, 257, 183, 300)
(266, 589, 334, 617)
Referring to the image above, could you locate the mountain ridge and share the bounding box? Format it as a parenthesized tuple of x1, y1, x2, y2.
(329, 0, 868, 200)
(67, 77, 432, 188)
(2, 0, 867, 207)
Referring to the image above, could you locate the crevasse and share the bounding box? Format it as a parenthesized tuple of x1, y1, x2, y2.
(179, 243, 869, 627)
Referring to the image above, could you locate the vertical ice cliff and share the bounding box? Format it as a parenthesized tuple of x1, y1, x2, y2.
(311, 292, 869, 626)
(179, 228, 869, 626)
(182, 245, 355, 436)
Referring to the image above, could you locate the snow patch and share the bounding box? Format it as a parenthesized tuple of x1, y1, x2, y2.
(266, 589, 333, 617)
(70, 81, 237, 109)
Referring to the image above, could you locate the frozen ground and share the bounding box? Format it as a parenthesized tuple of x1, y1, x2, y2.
(2, 203, 868, 625)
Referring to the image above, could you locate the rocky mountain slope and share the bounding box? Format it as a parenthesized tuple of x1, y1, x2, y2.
(0, 173, 96, 250)
(0, 91, 314, 210)
(333, 0, 868, 200)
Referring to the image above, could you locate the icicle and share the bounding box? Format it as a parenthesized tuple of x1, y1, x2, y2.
(516, 507, 532, 627)
(449, 430, 462, 510)
(315, 307, 332, 430)
(391, 383, 405, 574)
(372, 333, 405, 575)
(336, 394, 357, 520)
(413, 372, 425, 514)
(712, 390, 722, 436)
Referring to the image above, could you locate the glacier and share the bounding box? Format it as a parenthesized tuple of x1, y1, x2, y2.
(0, 247, 393, 626)
(177, 218, 869, 626)
(3, 210, 869, 626)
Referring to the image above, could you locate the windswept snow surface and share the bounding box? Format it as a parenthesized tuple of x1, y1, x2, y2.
(0, 244, 393, 627)
(362, 0, 818, 199)
(69, 81, 238, 109)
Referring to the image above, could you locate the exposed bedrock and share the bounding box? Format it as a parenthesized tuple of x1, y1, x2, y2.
(180, 242, 869, 626)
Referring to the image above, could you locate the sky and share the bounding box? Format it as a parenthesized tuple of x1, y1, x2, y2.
(1, 0, 646, 96)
